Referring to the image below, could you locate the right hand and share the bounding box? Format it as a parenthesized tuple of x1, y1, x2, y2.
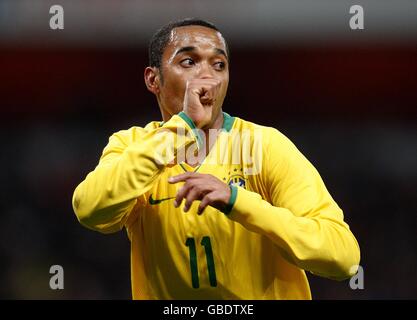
(183, 78, 221, 129)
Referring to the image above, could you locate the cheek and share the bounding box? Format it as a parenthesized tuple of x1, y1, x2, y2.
(220, 77, 229, 96)
(160, 70, 190, 110)
(162, 73, 184, 97)
(169, 69, 189, 92)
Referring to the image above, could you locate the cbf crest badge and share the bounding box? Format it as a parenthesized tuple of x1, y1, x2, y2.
(223, 167, 246, 189)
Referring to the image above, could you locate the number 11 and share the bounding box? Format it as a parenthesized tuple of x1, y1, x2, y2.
(185, 236, 217, 288)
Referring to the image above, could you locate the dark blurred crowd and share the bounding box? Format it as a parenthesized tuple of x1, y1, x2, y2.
(0, 46, 416, 299)
(1, 113, 415, 299)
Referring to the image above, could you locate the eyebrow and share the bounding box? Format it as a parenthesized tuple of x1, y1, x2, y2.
(214, 48, 228, 60)
(174, 46, 228, 60)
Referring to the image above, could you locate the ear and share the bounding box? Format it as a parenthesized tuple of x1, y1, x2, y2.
(144, 66, 161, 95)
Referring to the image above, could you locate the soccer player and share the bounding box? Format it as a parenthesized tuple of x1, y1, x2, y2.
(72, 18, 360, 299)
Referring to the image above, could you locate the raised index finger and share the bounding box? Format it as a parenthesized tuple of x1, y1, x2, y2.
(168, 172, 198, 183)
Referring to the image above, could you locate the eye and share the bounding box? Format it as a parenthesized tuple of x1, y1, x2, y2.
(214, 61, 226, 71)
(180, 58, 195, 67)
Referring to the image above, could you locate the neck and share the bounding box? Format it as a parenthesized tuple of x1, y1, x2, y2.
(201, 110, 224, 135)
(161, 110, 224, 167)
(160, 108, 224, 132)
(160, 107, 171, 123)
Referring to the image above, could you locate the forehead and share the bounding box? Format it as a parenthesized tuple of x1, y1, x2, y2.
(166, 25, 227, 54)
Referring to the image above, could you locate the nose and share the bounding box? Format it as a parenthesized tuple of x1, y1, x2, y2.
(197, 61, 215, 79)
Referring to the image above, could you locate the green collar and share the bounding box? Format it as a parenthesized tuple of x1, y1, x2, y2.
(222, 111, 235, 132)
(163, 111, 235, 131)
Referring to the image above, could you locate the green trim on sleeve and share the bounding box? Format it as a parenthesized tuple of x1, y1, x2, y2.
(178, 111, 203, 149)
(222, 185, 238, 215)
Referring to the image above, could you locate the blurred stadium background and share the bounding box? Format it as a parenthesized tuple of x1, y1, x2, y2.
(0, 0, 416, 299)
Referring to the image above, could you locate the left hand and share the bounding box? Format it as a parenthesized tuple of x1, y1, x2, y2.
(168, 172, 231, 215)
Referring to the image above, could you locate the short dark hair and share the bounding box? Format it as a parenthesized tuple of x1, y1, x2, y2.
(148, 18, 229, 69)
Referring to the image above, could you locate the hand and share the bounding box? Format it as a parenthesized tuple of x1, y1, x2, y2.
(183, 78, 221, 129)
(168, 172, 231, 215)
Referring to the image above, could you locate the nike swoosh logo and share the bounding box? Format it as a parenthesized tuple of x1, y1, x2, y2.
(149, 194, 176, 205)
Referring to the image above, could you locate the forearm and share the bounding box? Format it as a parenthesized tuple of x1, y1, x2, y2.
(227, 186, 361, 280)
(72, 140, 163, 232)
(72, 113, 200, 232)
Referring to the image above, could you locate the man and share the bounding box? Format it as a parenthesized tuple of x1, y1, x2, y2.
(72, 18, 360, 299)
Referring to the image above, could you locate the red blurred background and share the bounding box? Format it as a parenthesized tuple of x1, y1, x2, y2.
(0, 0, 416, 299)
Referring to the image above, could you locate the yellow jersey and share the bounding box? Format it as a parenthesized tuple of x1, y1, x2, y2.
(72, 111, 360, 299)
